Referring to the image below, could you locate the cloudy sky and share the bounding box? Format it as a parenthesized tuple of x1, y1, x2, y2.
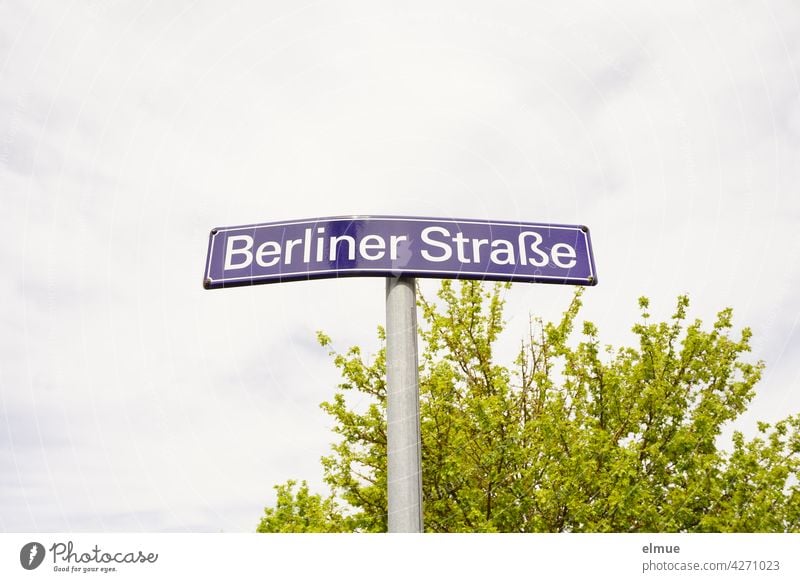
(1, 0, 799, 532)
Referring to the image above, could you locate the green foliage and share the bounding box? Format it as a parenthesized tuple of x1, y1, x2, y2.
(256, 480, 348, 533)
(257, 281, 800, 532)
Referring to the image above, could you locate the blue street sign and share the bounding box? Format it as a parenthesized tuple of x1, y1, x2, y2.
(202, 216, 598, 289)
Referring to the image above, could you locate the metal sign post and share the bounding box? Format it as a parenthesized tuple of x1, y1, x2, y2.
(385, 277, 423, 533)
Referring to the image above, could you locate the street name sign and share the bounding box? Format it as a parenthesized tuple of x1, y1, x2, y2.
(203, 215, 597, 289)
(202, 214, 598, 532)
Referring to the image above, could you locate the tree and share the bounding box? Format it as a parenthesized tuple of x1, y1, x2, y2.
(257, 281, 800, 533)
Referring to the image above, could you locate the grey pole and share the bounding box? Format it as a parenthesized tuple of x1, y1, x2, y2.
(385, 276, 423, 533)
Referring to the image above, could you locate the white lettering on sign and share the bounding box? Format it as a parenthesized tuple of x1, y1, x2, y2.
(418, 226, 577, 268)
(224, 235, 253, 269)
(389, 235, 408, 260)
(420, 227, 452, 262)
(256, 241, 281, 267)
(330, 235, 355, 261)
(518, 231, 549, 267)
(551, 243, 577, 269)
(359, 234, 386, 260)
(490, 239, 515, 265)
(221, 227, 579, 271)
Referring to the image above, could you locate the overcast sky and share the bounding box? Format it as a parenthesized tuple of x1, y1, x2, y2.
(2, 0, 799, 532)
